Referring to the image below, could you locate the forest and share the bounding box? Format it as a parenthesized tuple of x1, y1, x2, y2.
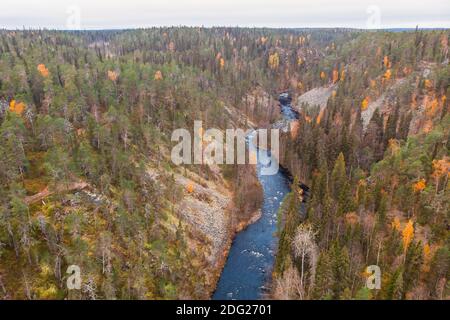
(0, 27, 448, 300)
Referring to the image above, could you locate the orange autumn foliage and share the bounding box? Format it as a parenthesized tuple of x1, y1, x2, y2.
(432, 157, 450, 180)
(361, 97, 370, 111)
(9, 100, 26, 115)
(426, 98, 439, 117)
(402, 220, 414, 252)
(37, 64, 49, 77)
(154, 70, 163, 80)
(384, 69, 392, 80)
(320, 71, 326, 80)
(423, 244, 432, 261)
(340, 70, 346, 81)
(316, 109, 324, 124)
(107, 70, 118, 82)
(268, 53, 280, 69)
(186, 183, 194, 194)
(413, 179, 426, 192)
(422, 244, 432, 272)
(219, 58, 225, 69)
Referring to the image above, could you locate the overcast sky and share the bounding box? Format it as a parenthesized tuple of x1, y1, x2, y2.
(1, 0, 449, 30)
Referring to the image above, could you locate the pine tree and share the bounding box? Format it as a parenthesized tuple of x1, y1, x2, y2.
(403, 241, 423, 296)
(331, 153, 347, 200)
(331, 243, 351, 299)
(426, 246, 449, 299)
(312, 251, 334, 299)
(384, 268, 404, 300)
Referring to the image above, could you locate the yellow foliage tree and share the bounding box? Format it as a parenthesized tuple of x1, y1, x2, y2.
(219, 58, 225, 69)
(432, 157, 450, 192)
(268, 53, 280, 70)
(426, 98, 439, 117)
(361, 97, 370, 111)
(37, 64, 49, 77)
(9, 100, 16, 112)
(413, 179, 426, 193)
(392, 217, 401, 231)
(154, 70, 163, 80)
(423, 244, 431, 258)
(422, 243, 432, 272)
(107, 70, 118, 82)
(432, 157, 450, 179)
(402, 220, 414, 252)
(186, 182, 194, 194)
(320, 71, 326, 80)
(9, 100, 26, 115)
(384, 69, 392, 80)
(297, 57, 303, 66)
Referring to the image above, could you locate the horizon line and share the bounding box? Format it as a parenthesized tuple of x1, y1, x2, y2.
(1, 26, 449, 32)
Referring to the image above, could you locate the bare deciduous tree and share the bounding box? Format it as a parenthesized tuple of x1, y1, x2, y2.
(273, 265, 303, 300)
(292, 224, 318, 298)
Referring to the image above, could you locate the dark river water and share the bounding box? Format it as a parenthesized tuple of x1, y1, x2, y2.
(212, 97, 297, 300)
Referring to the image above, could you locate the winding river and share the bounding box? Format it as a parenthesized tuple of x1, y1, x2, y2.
(212, 95, 298, 300)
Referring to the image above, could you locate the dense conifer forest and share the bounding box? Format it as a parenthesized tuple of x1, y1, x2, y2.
(0, 28, 448, 299)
